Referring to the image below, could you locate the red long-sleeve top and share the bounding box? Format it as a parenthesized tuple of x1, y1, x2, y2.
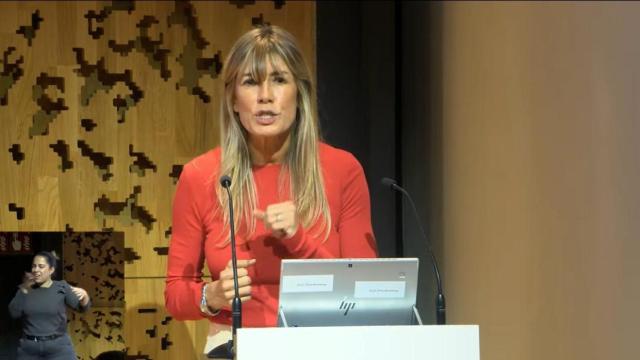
(165, 143, 378, 327)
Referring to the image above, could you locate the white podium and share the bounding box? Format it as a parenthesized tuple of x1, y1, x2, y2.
(236, 325, 479, 360)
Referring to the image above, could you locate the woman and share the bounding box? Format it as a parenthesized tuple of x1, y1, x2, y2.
(165, 25, 377, 353)
(8, 251, 91, 360)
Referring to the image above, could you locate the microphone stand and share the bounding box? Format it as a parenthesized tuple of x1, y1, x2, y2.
(208, 176, 241, 359)
(382, 177, 446, 325)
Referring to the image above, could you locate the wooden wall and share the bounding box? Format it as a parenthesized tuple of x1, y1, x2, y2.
(430, 3, 640, 360)
(0, 1, 315, 359)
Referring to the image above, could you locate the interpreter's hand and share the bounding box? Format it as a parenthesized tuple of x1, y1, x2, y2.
(205, 259, 256, 311)
(70, 286, 90, 307)
(19, 272, 35, 293)
(254, 201, 298, 238)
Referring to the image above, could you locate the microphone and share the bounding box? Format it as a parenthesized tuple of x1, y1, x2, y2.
(208, 175, 241, 359)
(220, 175, 232, 188)
(381, 177, 446, 325)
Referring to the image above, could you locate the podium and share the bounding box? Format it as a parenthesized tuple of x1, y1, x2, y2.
(236, 325, 479, 360)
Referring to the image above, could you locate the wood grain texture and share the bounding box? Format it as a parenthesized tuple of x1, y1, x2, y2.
(0, 1, 315, 358)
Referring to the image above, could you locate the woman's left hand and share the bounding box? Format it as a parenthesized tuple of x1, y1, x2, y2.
(70, 286, 90, 307)
(254, 201, 298, 238)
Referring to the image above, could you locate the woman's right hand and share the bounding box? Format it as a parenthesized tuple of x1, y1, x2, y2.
(19, 272, 35, 293)
(205, 259, 256, 311)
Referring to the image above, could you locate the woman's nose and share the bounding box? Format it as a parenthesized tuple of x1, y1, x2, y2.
(257, 82, 274, 103)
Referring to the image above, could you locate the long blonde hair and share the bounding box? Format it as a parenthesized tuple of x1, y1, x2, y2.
(217, 25, 330, 243)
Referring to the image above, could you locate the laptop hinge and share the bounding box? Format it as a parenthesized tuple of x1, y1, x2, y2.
(412, 305, 423, 325)
(278, 307, 289, 327)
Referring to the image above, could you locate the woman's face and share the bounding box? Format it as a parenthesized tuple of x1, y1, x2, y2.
(31, 256, 54, 284)
(233, 58, 298, 145)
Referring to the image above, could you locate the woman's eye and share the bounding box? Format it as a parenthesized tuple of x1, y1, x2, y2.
(242, 78, 257, 85)
(273, 76, 287, 84)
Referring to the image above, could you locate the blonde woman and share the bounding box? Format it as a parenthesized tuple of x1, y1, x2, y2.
(165, 25, 377, 353)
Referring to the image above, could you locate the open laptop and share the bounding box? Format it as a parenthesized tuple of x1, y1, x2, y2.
(277, 258, 422, 327)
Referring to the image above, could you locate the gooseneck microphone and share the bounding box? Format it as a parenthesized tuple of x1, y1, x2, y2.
(208, 175, 241, 359)
(381, 177, 446, 325)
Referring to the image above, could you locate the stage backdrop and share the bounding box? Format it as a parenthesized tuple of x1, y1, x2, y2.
(402, 3, 640, 360)
(0, 1, 315, 359)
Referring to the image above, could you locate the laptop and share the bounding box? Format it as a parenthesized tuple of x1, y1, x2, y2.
(277, 258, 422, 327)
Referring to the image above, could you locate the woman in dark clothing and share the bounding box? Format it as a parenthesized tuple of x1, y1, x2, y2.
(8, 251, 91, 360)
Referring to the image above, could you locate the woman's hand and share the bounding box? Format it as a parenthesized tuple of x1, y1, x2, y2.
(254, 201, 298, 238)
(70, 286, 90, 307)
(19, 272, 35, 293)
(205, 259, 256, 311)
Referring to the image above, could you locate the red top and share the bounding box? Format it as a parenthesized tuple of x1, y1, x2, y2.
(165, 143, 378, 327)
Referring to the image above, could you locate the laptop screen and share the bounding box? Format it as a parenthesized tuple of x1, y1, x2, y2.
(277, 258, 420, 327)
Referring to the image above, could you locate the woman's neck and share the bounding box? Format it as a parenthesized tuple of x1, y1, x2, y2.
(40, 278, 53, 288)
(248, 133, 291, 166)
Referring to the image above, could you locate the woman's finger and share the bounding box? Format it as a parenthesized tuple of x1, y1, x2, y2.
(223, 283, 252, 299)
(225, 259, 256, 269)
(224, 288, 250, 300)
(255, 201, 297, 238)
(236, 276, 252, 287)
(221, 274, 252, 291)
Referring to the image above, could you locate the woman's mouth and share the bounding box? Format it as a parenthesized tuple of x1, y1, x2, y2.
(255, 111, 279, 125)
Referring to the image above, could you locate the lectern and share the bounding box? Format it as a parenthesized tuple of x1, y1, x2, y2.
(234, 258, 479, 359)
(236, 325, 479, 360)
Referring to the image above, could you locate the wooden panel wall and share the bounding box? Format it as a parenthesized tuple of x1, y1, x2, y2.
(0, 1, 315, 359)
(435, 3, 640, 360)
(64, 231, 125, 358)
